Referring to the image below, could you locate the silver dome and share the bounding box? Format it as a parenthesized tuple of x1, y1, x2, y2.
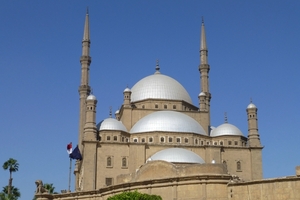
(247, 103, 257, 109)
(130, 111, 206, 135)
(210, 123, 243, 137)
(99, 118, 128, 132)
(199, 92, 206, 96)
(87, 94, 97, 100)
(148, 148, 205, 164)
(123, 87, 131, 92)
(130, 73, 192, 104)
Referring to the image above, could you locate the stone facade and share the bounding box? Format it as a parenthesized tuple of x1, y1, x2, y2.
(36, 12, 300, 200)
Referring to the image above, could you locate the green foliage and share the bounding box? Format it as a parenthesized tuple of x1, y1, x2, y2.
(0, 186, 20, 200)
(2, 159, 19, 174)
(107, 191, 162, 200)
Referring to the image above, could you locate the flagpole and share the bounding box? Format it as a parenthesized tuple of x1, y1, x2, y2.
(68, 158, 72, 192)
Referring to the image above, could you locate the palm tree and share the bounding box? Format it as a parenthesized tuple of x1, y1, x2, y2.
(2, 158, 19, 195)
(43, 183, 57, 194)
(0, 186, 21, 200)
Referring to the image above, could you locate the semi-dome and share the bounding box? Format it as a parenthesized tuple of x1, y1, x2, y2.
(123, 87, 131, 92)
(130, 111, 206, 135)
(130, 73, 193, 104)
(98, 118, 128, 132)
(148, 148, 205, 164)
(210, 123, 243, 137)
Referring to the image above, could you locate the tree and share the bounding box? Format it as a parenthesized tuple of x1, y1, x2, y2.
(2, 158, 19, 195)
(107, 191, 162, 200)
(0, 186, 21, 200)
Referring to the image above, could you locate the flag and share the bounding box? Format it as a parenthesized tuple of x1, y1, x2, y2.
(67, 142, 72, 155)
(69, 145, 82, 160)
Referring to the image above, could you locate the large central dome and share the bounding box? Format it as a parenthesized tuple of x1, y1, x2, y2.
(130, 73, 193, 104)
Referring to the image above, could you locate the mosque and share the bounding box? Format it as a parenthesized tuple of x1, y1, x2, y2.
(35, 12, 300, 200)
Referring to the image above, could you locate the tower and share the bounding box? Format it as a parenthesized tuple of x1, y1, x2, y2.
(246, 101, 263, 180)
(81, 94, 98, 191)
(78, 10, 91, 151)
(199, 18, 211, 133)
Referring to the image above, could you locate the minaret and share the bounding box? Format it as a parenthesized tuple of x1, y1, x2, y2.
(246, 101, 263, 180)
(123, 87, 131, 107)
(199, 18, 211, 133)
(246, 101, 261, 147)
(78, 10, 91, 151)
(81, 94, 98, 191)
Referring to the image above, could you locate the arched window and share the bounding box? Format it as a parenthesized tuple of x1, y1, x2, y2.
(168, 137, 173, 143)
(223, 160, 227, 168)
(122, 157, 127, 168)
(141, 138, 145, 143)
(237, 161, 241, 171)
(220, 141, 223, 145)
(185, 138, 188, 143)
(176, 138, 181, 143)
(107, 136, 110, 141)
(113, 136, 117, 141)
(160, 137, 165, 143)
(149, 137, 153, 143)
(107, 157, 112, 167)
(195, 139, 198, 144)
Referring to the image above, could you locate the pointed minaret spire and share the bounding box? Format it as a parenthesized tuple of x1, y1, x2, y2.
(78, 10, 92, 152)
(155, 59, 160, 74)
(200, 17, 208, 64)
(198, 17, 211, 135)
(83, 8, 90, 42)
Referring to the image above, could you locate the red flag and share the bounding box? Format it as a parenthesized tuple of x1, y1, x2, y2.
(67, 142, 72, 154)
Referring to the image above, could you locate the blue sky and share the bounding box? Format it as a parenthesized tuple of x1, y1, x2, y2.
(0, 1, 300, 199)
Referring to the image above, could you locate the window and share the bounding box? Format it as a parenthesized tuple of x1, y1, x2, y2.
(228, 141, 232, 145)
(122, 137, 124, 142)
(155, 104, 158, 108)
(237, 161, 242, 171)
(107, 157, 112, 167)
(168, 137, 173, 143)
(149, 137, 153, 143)
(133, 138, 138, 143)
(214, 142, 217, 145)
(141, 138, 145, 143)
(176, 138, 181, 143)
(107, 136, 110, 141)
(164, 105, 167, 109)
(201, 141, 204, 145)
(206, 141, 210, 145)
(126, 138, 129, 142)
(105, 178, 113, 186)
(114, 136, 117, 141)
(122, 157, 127, 168)
(185, 138, 188, 143)
(195, 139, 198, 144)
(234, 141, 238, 145)
(220, 141, 223, 146)
(173, 105, 176, 109)
(142, 105, 145, 109)
(160, 137, 165, 143)
(223, 160, 227, 168)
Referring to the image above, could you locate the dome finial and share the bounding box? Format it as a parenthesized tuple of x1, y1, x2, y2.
(224, 112, 228, 123)
(109, 106, 112, 118)
(86, 7, 89, 15)
(250, 97, 252, 103)
(202, 16, 204, 24)
(155, 59, 160, 74)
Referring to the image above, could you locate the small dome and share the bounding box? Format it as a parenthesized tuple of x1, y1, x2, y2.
(210, 123, 243, 137)
(199, 92, 206, 97)
(123, 87, 131, 92)
(247, 103, 257, 109)
(148, 148, 205, 164)
(98, 118, 128, 132)
(115, 110, 120, 114)
(131, 73, 192, 104)
(130, 111, 206, 135)
(87, 94, 97, 100)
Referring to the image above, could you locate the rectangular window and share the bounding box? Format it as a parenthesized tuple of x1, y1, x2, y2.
(105, 178, 113, 186)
